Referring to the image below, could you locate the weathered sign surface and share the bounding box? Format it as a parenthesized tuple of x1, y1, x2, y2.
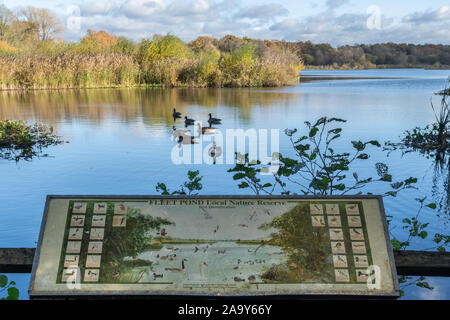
(29, 195, 399, 298)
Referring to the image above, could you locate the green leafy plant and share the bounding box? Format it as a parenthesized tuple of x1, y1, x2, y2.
(156, 170, 203, 195)
(0, 274, 19, 300)
(229, 117, 417, 197)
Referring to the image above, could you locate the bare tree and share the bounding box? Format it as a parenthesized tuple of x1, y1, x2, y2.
(20, 6, 64, 41)
(0, 5, 15, 39)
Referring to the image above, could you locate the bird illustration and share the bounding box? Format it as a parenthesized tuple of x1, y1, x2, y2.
(137, 269, 148, 282)
(64, 270, 76, 276)
(199, 261, 208, 278)
(153, 273, 163, 280)
(199, 207, 212, 219)
(165, 259, 187, 272)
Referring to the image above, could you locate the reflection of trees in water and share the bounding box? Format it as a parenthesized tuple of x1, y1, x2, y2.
(0, 88, 301, 126)
(431, 153, 449, 216)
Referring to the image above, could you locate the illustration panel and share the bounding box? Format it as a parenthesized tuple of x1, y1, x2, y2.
(29, 196, 399, 298)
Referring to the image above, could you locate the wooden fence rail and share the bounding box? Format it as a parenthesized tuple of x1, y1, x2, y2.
(0, 248, 449, 276)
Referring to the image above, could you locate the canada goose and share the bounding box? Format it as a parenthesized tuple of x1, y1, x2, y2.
(173, 108, 182, 118)
(165, 258, 187, 272)
(184, 116, 195, 126)
(208, 113, 221, 124)
(195, 122, 217, 135)
(176, 134, 198, 145)
(172, 126, 189, 134)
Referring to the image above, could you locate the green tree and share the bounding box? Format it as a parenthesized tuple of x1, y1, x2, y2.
(103, 207, 174, 264)
(258, 204, 331, 282)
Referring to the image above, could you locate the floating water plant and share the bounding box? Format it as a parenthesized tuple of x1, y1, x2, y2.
(0, 120, 63, 161)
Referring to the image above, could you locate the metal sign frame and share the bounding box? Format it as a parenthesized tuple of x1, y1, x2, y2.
(29, 195, 399, 299)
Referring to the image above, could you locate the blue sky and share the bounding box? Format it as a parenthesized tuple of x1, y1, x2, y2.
(2, 0, 449, 45)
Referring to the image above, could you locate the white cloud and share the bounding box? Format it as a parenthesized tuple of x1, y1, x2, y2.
(326, 0, 350, 9)
(55, 0, 450, 45)
(268, 7, 449, 45)
(120, 0, 164, 19)
(80, 1, 116, 16)
(403, 5, 450, 24)
(235, 3, 289, 23)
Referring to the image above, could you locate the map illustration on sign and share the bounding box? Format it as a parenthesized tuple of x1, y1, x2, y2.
(29, 196, 399, 298)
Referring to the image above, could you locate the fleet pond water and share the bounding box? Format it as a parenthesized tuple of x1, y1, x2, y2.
(1, 68, 449, 299)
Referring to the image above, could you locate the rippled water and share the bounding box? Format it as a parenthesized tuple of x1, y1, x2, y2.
(1, 68, 449, 299)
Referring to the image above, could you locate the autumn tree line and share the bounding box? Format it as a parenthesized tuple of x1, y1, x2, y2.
(0, 5, 449, 90)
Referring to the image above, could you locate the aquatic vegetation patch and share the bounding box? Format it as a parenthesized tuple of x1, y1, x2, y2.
(385, 79, 449, 159)
(0, 119, 62, 161)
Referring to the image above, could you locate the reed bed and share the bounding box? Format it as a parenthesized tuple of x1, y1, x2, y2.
(0, 53, 140, 90)
(0, 35, 303, 89)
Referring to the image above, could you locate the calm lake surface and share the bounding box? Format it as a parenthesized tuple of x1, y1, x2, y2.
(1, 68, 449, 299)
